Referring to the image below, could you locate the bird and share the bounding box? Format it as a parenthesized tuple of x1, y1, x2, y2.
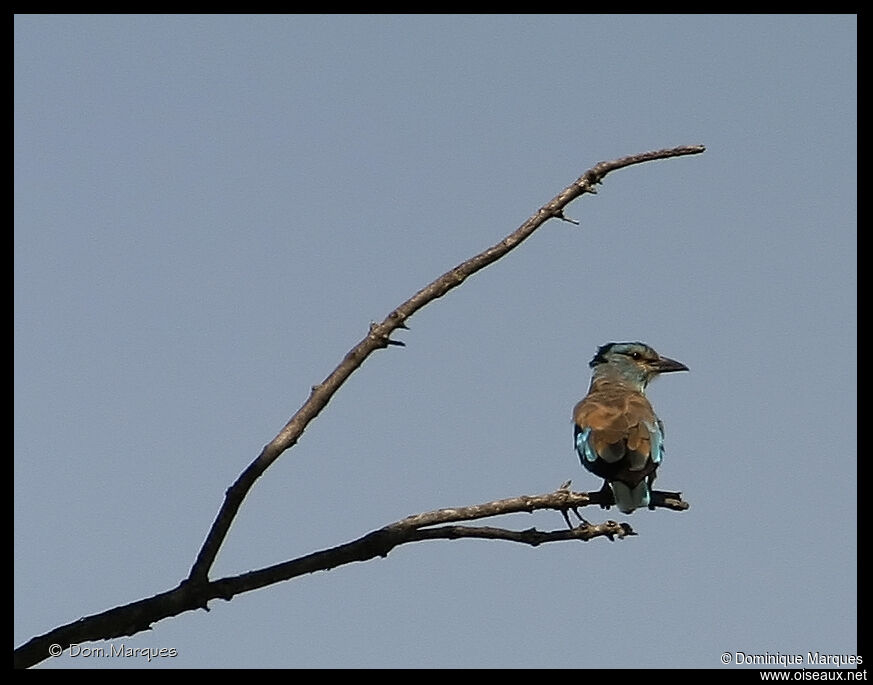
(573, 342, 688, 514)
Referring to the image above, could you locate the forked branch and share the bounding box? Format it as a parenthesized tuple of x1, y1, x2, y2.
(15, 145, 704, 669)
(188, 145, 706, 584)
(14, 487, 688, 669)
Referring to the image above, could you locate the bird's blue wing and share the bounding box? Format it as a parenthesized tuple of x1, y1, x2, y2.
(575, 426, 598, 464)
(645, 419, 665, 465)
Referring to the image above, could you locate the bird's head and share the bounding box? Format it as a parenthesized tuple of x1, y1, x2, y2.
(589, 342, 688, 390)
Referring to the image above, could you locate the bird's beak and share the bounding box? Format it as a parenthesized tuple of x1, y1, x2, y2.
(654, 356, 689, 373)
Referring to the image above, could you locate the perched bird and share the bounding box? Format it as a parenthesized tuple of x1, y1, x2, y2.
(573, 342, 688, 514)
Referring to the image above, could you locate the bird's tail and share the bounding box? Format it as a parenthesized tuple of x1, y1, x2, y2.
(610, 481, 650, 514)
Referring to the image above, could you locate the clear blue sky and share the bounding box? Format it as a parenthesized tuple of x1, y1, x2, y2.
(15, 15, 856, 669)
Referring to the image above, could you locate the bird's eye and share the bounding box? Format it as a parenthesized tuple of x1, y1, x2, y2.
(630, 352, 641, 360)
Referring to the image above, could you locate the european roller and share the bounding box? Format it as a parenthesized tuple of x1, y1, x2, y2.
(573, 342, 688, 514)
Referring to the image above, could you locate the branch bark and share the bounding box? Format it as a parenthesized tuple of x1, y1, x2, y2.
(15, 145, 704, 668)
(13, 487, 688, 669)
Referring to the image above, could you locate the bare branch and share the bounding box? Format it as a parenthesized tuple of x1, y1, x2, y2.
(187, 145, 706, 583)
(14, 487, 688, 669)
(15, 146, 704, 669)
